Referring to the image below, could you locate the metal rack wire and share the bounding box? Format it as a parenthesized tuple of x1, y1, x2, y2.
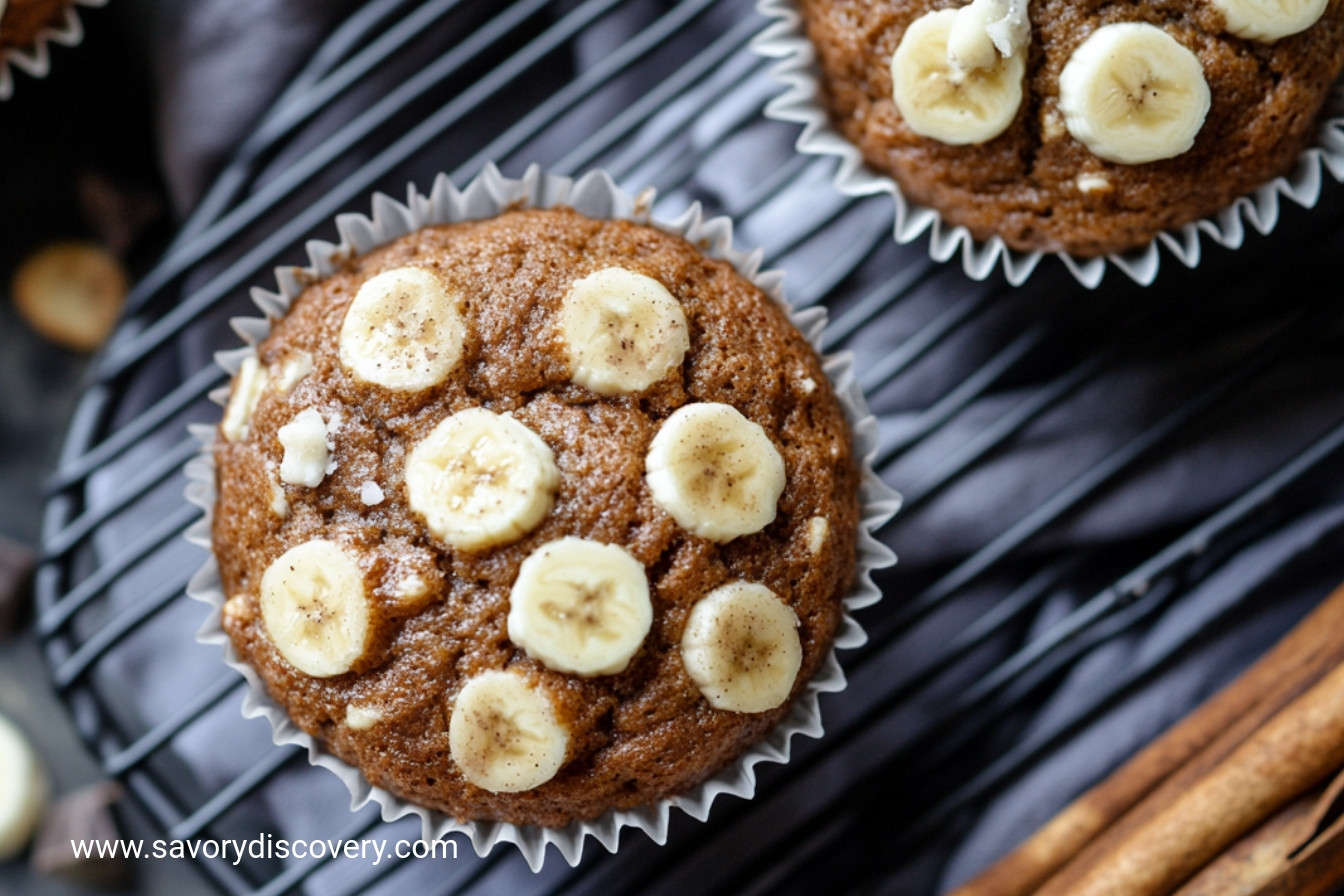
(34, 0, 1344, 894)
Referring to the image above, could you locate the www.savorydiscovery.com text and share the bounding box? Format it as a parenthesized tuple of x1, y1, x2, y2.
(70, 834, 457, 866)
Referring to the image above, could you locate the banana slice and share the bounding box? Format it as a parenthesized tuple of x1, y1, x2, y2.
(1210, 0, 1327, 41)
(1058, 23, 1211, 165)
(508, 537, 653, 676)
(559, 266, 690, 395)
(405, 407, 559, 551)
(448, 669, 569, 793)
(0, 712, 48, 861)
(891, 8, 1026, 146)
(221, 355, 269, 442)
(645, 402, 786, 542)
(338, 266, 466, 392)
(259, 539, 371, 677)
(680, 582, 803, 714)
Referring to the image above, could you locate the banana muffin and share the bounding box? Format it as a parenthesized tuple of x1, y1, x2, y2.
(0, 0, 72, 49)
(798, 0, 1344, 256)
(210, 206, 861, 827)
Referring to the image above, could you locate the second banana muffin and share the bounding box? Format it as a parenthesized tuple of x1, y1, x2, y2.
(799, 0, 1344, 256)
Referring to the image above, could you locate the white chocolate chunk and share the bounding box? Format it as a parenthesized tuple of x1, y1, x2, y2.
(891, 9, 1027, 146)
(345, 705, 383, 730)
(278, 408, 331, 487)
(268, 465, 290, 518)
(360, 481, 385, 505)
(222, 356, 269, 442)
(396, 574, 429, 602)
(1076, 173, 1114, 194)
(948, 0, 1029, 75)
(807, 517, 829, 555)
(273, 351, 314, 394)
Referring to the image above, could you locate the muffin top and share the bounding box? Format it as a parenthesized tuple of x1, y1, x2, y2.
(799, 0, 1344, 255)
(0, 0, 71, 49)
(211, 207, 860, 826)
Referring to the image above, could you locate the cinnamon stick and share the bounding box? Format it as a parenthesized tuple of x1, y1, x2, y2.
(1170, 765, 1344, 896)
(1056, 660, 1344, 896)
(1171, 788, 1322, 896)
(949, 582, 1344, 896)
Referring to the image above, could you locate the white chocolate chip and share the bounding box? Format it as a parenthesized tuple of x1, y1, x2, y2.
(1041, 108, 1066, 141)
(1076, 173, 1114, 194)
(266, 463, 290, 518)
(345, 704, 383, 730)
(222, 594, 252, 625)
(360, 481, 385, 505)
(278, 408, 330, 487)
(807, 516, 830, 555)
(273, 351, 314, 394)
(221, 356, 269, 442)
(397, 574, 429, 602)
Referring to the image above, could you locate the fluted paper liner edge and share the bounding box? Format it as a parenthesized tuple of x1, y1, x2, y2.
(0, 0, 108, 101)
(184, 164, 900, 872)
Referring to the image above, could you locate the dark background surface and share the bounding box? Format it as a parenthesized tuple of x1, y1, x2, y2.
(2, 1, 1344, 895)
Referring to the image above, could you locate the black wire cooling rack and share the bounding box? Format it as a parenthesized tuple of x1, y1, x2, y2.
(33, 1, 1344, 894)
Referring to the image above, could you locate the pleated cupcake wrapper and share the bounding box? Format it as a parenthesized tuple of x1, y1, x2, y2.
(0, 0, 107, 100)
(752, 0, 1344, 288)
(183, 164, 901, 871)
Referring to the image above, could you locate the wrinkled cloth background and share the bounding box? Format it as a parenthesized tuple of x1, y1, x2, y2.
(6, 1, 1344, 895)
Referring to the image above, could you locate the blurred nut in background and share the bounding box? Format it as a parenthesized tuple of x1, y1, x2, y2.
(11, 242, 127, 352)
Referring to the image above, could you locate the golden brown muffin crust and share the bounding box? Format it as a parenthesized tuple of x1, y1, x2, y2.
(212, 207, 861, 827)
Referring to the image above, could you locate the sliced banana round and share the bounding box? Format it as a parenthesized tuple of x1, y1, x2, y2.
(680, 582, 803, 714)
(448, 669, 569, 793)
(221, 355, 269, 442)
(259, 539, 371, 678)
(645, 402, 786, 542)
(1058, 23, 1211, 165)
(508, 537, 653, 676)
(0, 713, 48, 861)
(405, 407, 560, 551)
(338, 266, 466, 392)
(1210, 0, 1327, 42)
(559, 266, 690, 395)
(891, 8, 1026, 146)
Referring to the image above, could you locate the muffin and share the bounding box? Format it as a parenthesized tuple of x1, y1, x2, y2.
(0, 0, 72, 49)
(0, 0, 102, 100)
(792, 0, 1344, 257)
(206, 183, 867, 830)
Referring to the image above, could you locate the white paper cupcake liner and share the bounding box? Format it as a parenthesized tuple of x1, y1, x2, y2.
(752, 0, 1344, 288)
(182, 164, 901, 871)
(0, 0, 107, 100)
